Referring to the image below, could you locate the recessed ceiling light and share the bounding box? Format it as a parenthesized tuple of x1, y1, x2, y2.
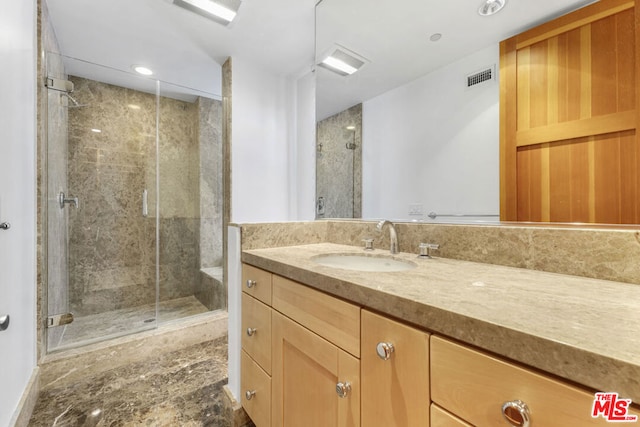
(133, 66, 153, 76)
(430, 33, 442, 42)
(478, 0, 506, 16)
(173, 0, 241, 25)
(319, 46, 367, 77)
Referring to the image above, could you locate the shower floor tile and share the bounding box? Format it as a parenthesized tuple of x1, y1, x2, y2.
(30, 336, 230, 426)
(50, 296, 210, 351)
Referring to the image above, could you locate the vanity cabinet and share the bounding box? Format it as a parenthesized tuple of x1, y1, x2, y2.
(361, 309, 430, 426)
(241, 262, 639, 427)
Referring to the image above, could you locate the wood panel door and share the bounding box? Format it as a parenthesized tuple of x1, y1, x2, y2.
(500, 0, 640, 223)
(361, 310, 430, 427)
(271, 311, 360, 427)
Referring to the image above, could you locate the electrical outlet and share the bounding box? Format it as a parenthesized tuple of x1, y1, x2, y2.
(409, 204, 424, 216)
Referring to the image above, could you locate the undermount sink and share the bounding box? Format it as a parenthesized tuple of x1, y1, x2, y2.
(312, 253, 417, 272)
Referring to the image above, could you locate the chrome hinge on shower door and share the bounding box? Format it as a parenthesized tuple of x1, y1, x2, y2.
(47, 312, 74, 327)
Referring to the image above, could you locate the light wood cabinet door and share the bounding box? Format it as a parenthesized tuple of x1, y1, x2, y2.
(271, 311, 360, 427)
(361, 309, 430, 427)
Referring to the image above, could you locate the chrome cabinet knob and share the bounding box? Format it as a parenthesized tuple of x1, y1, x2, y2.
(0, 222, 10, 230)
(246, 327, 257, 336)
(246, 279, 257, 289)
(335, 381, 351, 398)
(376, 342, 395, 360)
(501, 400, 530, 427)
(245, 390, 256, 400)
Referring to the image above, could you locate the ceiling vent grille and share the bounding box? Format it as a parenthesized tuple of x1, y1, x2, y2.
(466, 65, 495, 89)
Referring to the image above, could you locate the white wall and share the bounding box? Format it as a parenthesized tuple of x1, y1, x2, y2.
(362, 45, 500, 222)
(231, 58, 298, 223)
(292, 71, 316, 221)
(0, 0, 37, 425)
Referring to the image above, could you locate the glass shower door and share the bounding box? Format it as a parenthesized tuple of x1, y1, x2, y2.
(46, 54, 160, 351)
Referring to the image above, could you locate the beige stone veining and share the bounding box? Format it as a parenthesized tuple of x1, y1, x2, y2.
(242, 242, 640, 403)
(241, 220, 640, 285)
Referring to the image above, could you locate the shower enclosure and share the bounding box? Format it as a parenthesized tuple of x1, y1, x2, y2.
(316, 103, 362, 218)
(44, 53, 225, 352)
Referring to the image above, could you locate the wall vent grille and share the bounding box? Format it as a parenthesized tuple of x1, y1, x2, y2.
(466, 66, 495, 88)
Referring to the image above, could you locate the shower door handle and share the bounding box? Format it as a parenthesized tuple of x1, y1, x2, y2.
(142, 189, 148, 217)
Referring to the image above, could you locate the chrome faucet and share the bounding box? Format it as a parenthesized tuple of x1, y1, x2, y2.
(376, 220, 398, 254)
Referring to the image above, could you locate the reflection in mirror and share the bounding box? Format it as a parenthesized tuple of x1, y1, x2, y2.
(316, 104, 362, 218)
(315, 0, 596, 223)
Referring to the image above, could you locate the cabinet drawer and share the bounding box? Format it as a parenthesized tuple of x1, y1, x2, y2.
(242, 264, 272, 305)
(241, 350, 271, 427)
(431, 336, 639, 426)
(272, 274, 360, 357)
(431, 404, 472, 427)
(242, 293, 272, 374)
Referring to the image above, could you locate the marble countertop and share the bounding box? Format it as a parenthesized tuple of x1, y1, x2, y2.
(242, 242, 640, 403)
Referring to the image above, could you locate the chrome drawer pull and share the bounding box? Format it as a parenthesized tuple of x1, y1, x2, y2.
(246, 327, 257, 336)
(245, 390, 256, 400)
(502, 400, 530, 427)
(246, 279, 257, 288)
(376, 342, 395, 360)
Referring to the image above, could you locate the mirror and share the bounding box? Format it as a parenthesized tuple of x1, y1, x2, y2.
(315, 0, 597, 223)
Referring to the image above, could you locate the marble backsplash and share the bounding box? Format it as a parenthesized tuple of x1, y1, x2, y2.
(239, 220, 640, 285)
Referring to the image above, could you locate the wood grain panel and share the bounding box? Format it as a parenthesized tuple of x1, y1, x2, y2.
(431, 336, 640, 427)
(501, 1, 638, 223)
(272, 275, 360, 358)
(515, 0, 634, 49)
(361, 310, 430, 427)
(430, 405, 473, 427)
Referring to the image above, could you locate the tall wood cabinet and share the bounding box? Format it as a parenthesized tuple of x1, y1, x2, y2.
(500, 0, 640, 223)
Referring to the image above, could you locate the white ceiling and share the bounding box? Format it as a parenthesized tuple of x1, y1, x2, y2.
(46, 0, 317, 99)
(46, 0, 596, 114)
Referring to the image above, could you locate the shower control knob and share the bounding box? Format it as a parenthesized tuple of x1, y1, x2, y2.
(0, 222, 10, 230)
(246, 279, 257, 289)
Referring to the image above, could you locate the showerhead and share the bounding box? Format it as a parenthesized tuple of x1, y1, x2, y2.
(61, 92, 88, 108)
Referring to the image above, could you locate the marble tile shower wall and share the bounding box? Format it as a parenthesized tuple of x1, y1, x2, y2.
(67, 77, 221, 316)
(67, 76, 158, 315)
(316, 104, 362, 218)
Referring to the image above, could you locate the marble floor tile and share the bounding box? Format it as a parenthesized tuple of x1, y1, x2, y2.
(30, 336, 230, 426)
